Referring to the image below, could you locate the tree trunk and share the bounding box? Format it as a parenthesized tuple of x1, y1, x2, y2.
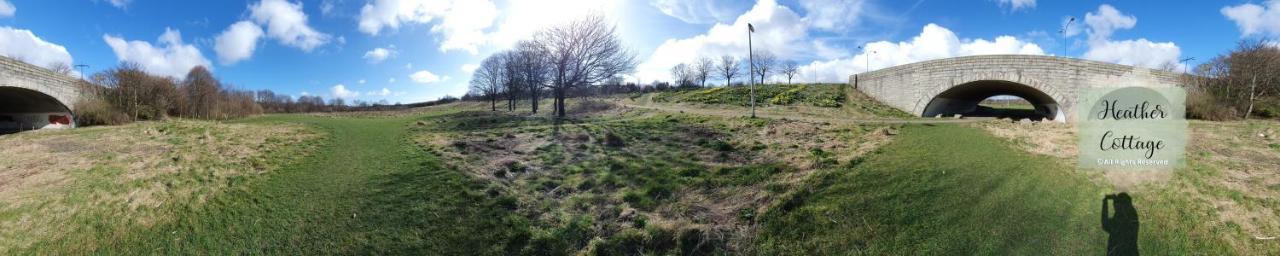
(556, 88, 566, 118)
(1245, 75, 1257, 119)
(490, 94, 497, 111)
(530, 89, 539, 113)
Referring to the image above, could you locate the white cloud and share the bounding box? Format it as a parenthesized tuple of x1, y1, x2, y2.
(357, 0, 497, 54)
(636, 0, 831, 82)
(798, 23, 1044, 83)
(108, 0, 132, 9)
(0, 0, 15, 18)
(1222, 0, 1280, 37)
(320, 0, 337, 16)
(363, 46, 397, 63)
(460, 63, 479, 73)
(367, 88, 392, 96)
(358, 79, 367, 84)
(1083, 39, 1180, 69)
(1083, 4, 1136, 43)
(0, 26, 74, 69)
(995, 0, 1035, 11)
(214, 21, 264, 65)
(102, 28, 213, 79)
(1074, 4, 1181, 69)
(250, 0, 330, 52)
(486, 0, 627, 50)
(799, 0, 869, 31)
(410, 70, 443, 84)
(388, 77, 397, 83)
(649, 0, 745, 24)
(330, 84, 358, 99)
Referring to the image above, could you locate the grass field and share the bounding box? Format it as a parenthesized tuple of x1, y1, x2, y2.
(2, 84, 1277, 254)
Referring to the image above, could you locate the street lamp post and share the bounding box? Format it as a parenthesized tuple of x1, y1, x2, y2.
(748, 23, 756, 118)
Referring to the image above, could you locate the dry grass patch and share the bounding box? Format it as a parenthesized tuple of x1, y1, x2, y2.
(975, 120, 1078, 158)
(0, 120, 318, 253)
(1181, 121, 1280, 247)
(412, 102, 892, 254)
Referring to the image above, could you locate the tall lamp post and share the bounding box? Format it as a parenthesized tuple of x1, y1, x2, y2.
(747, 23, 756, 118)
(858, 46, 876, 72)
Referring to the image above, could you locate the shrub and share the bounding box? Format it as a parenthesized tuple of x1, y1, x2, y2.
(72, 86, 130, 126)
(1186, 88, 1240, 121)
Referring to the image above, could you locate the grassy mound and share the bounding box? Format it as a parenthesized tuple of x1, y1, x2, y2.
(653, 84, 847, 108)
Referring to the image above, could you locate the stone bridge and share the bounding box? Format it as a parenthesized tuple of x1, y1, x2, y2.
(1, 55, 79, 133)
(850, 55, 1181, 122)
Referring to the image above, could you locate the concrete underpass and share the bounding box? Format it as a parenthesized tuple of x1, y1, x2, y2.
(0, 86, 74, 134)
(0, 56, 79, 134)
(921, 80, 1062, 121)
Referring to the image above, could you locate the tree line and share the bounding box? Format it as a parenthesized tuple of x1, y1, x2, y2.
(467, 15, 637, 117)
(1185, 38, 1280, 120)
(71, 61, 465, 126)
(668, 51, 801, 89)
(75, 63, 262, 125)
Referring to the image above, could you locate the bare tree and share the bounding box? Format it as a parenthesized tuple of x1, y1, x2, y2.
(471, 54, 506, 111)
(671, 63, 692, 87)
(751, 50, 777, 84)
(513, 40, 551, 113)
(537, 14, 637, 117)
(499, 51, 520, 111)
(1188, 38, 1280, 120)
(781, 60, 799, 84)
(693, 57, 714, 87)
(183, 66, 220, 119)
(718, 55, 741, 87)
(48, 62, 74, 76)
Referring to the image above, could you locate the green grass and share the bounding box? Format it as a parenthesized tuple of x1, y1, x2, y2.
(757, 124, 1108, 254)
(414, 109, 814, 254)
(755, 124, 1238, 255)
(9, 102, 1261, 254)
(28, 113, 529, 254)
(654, 83, 848, 108)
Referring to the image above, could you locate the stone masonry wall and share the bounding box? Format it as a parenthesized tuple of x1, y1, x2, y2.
(0, 55, 80, 112)
(851, 55, 1181, 122)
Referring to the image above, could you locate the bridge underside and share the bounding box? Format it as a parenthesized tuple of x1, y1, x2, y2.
(0, 86, 74, 134)
(922, 80, 1062, 121)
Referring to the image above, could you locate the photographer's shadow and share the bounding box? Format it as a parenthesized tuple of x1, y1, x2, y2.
(1102, 193, 1140, 256)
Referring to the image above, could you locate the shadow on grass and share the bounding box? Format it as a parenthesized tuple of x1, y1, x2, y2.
(1102, 193, 1140, 256)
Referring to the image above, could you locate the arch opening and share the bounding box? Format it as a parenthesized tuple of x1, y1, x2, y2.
(922, 80, 1062, 121)
(0, 86, 74, 134)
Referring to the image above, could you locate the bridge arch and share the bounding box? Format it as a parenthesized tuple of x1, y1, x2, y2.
(1, 56, 79, 133)
(852, 55, 1181, 123)
(920, 80, 1064, 121)
(0, 86, 75, 133)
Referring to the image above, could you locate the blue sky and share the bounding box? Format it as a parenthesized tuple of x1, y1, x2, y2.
(0, 0, 1277, 104)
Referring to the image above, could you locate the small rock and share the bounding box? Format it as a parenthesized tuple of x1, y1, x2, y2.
(619, 208, 637, 220)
